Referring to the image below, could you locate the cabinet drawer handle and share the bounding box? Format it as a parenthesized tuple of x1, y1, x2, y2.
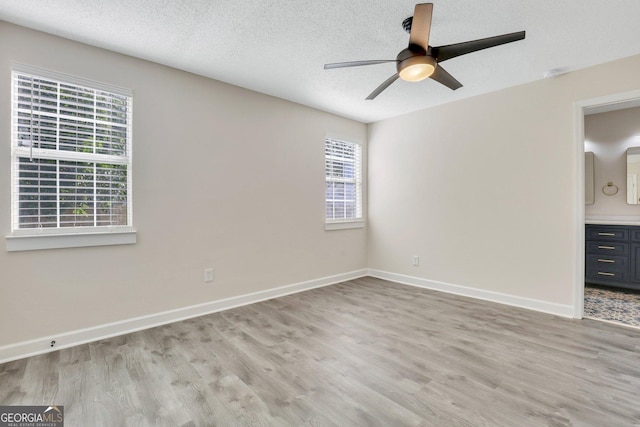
(597, 259, 616, 263)
(597, 232, 617, 236)
(597, 272, 616, 276)
(597, 246, 616, 250)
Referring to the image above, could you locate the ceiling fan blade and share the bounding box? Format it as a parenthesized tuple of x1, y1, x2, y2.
(366, 73, 400, 100)
(430, 65, 462, 90)
(433, 31, 525, 62)
(408, 3, 434, 51)
(324, 60, 397, 70)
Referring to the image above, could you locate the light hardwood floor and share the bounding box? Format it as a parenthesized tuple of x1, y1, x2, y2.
(2, 277, 640, 426)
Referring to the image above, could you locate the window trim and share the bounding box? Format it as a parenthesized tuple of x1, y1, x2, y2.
(325, 220, 365, 231)
(324, 135, 364, 230)
(6, 230, 136, 252)
(6, 64, 135, 251)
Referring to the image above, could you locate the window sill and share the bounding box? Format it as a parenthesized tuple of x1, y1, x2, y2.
(5, 229, 137, 252)
(325, 220, 365, 231)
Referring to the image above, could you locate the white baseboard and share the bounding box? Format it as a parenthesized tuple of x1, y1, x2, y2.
(0, 269, 368, 364)
(367, 269, 575, 319)
(0, 269, 577, 364)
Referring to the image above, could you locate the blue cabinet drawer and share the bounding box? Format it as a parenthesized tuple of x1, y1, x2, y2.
(631, 230, 640, 242)
(586, 241, 629, 255)
(586, 254, 628, 272)
(586, 268, 628, 284)
(586, 227, 629, 241)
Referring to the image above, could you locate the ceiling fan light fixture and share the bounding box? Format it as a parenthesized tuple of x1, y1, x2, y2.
(398, 55, 436, 82)
(323, 3, 525, 100)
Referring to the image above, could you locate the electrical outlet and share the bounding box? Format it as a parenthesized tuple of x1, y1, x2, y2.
(412, 256, 419, 266)
(204, 268, 214, 282)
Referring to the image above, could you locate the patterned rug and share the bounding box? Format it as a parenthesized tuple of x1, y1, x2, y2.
(584, 286, 640, 328)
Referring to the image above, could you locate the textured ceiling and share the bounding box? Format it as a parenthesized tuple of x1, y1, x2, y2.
(2, 1, 640, 123)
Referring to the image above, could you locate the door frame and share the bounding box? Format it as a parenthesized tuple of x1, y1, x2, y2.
(573, 89, 640, 318)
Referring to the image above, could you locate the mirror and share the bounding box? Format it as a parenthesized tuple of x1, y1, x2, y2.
(627, 147, 640, 204)
(585, 152, 594, 205)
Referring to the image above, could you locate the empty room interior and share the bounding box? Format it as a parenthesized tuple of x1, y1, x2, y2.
(1, 1, 640, 426)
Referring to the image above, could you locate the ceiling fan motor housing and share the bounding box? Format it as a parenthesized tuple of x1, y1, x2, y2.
(402, 16, 413, 33)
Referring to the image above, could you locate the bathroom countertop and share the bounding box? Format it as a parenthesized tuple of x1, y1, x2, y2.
(585, 218, 640, 226)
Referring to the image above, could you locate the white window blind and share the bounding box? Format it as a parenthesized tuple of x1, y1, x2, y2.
(325, 137, 362, 222)
(10, 67, 133, 234)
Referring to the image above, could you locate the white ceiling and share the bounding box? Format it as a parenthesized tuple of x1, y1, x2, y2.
(2, 0, 640, 123)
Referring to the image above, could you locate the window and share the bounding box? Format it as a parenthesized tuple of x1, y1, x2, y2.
(325, 136, 363, 230)
(7, 65, 134, 251)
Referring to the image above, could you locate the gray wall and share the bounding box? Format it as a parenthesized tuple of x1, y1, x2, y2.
(0, 22, 367, 347)
(368, 54, 640, 308)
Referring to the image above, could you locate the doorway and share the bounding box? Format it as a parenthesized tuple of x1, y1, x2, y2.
(574, 90, 640, 326)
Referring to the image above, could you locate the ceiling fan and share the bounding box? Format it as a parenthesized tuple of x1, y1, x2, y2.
(324, 3, 525, 100)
